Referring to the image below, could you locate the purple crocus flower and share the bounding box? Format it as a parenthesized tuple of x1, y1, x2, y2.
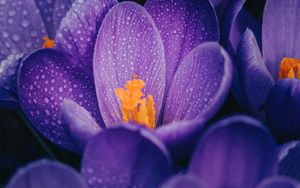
(16, 0, 233, 159)
(232, 0, 300, 142)
(6, 124, 172, 188)
(0, 0, 74, 108)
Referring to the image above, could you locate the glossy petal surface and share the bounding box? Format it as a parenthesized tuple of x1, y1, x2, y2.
(164, 42, 232, 124)
(263, 0, 300, 79)
(82, 125, 172, 188)
(18, 49, 102, 151)
(189, 116, 278, 188)
(160, 175, 205, 188)
(0, 0, 47, 61)
(265, 79, 300, 142)
(256, 176, 300, 188)
(53, 0, 75, 32)
(145, 0, 219, 89)
(6, 160, 88, 188)
(94, 2, 165, 126)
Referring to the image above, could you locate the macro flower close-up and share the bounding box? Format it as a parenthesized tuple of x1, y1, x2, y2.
(1, 0, 300, 188)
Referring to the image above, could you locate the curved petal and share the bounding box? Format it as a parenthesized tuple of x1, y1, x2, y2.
(62, 99, 101, 152)
(81, 124, 172, 188)
(0, 0, 47, 61)
(55, 0, 117, 64)
(263, 0, 300, 80)
(164, 42, 232, 124)
(53, 0, 75, 33)
(93, 2, 166, 126)
(145, 0, 219, 89)
(6, 160, 88, 188)
(264, 79, 300, 142)
(234, 29, 273, 118)
(256, 176, 300, 188)
(155, 119, 206, 162)
(160, 175, 205, 188)
(279, 141, 300, 181)
(189, 115, 278, 188)
(18, 49, 102, 152)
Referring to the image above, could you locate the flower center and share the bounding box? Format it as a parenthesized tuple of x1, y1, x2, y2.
(42, 36, 54, 48)
(279, 57, 300, 79)
(115, 75, 156, 129)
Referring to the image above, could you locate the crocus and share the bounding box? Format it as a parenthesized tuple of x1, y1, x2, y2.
(6, 124, 173, 188)
(232, 0, 300, 142)
(17, 0, 232, 159)
(0, 0, 74, 108)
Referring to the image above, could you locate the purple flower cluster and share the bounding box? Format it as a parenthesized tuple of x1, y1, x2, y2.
(2, 0, 300, 187)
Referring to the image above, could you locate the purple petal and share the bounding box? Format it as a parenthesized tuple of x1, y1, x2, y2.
(93, 2, 166, 126)
(264, 79, 300, 142)
(6, 159, 88, 188)
(145, 0, 219, 89)
(160, 175, 205, 188)
(234, 29, 274, 118)
(279, 141, 300, 181)
(18, 49, 102, 151)
(62, 99, 101, 152)
(81, 124, 172, 188)
(256, 176, 300, 188)
(164, 42, 232, 124)
(55, 0, 117, 64)
(0, 0, 47, 61)
(263, 0, 300, 80)
(155, 119, 206, 162)
(53, 0, 75, 33)
(189, 115, 278, 188)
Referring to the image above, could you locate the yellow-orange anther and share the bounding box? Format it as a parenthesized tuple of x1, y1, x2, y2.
(42, 36, 54, 48)
(115, 76, 156, 129)
(279, 57, 300, 79)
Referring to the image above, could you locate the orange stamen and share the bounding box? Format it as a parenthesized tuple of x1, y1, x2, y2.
(42, 36, 54, 48)
(279, 57, 300, 79)
(115, 75, 156, 129)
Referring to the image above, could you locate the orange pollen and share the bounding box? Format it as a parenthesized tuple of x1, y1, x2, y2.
(279, 57, 300, 79)
(42, 36, 54, 48)
(115, 75, 156, 129)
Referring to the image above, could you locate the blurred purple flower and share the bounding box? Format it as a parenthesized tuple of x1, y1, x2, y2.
(15, 0, 233, 160)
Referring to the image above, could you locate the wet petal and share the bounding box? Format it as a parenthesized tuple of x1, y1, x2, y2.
(234, 29, 273, 118)
(6, 159, 88, 188)
(264, 79, 300, 142)
(164, 42, 232, 124)
(55, 0, 117, 64)
(18, 49, 102, 151)
(160, 175, 205, 188)
(189, 115, 278, 188)
(62, 99, 101, 152)
(82, 125, 172, 188)
(156, 119, 206, 162)
(0, 0, 47, 61)
(279, 141, 300, 181)
(263, 0, 300, 79)
(145, 0, 219, 89)
(256, 176, 300, 188)
(93, 2, 166, 126)
(53, 0, 75, 33)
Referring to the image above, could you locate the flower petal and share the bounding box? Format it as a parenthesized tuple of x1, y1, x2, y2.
(264, 79, 300, 142)
(0, 0, 47, 61)
(234, 29, 273, 118)
(189, 115, 278, 188)
(144, 0, 219, 89)
(81, 125, 172, 188)
(6, 160, 88, 188)
(262, 0, 300, 79)
(93, 2, 166, 126)
(62, 99, 101, 152)
(164, 42, 232, 124)
(55, 0, 117, 64)
(160, 175, 205, 188)
(256, 176, 300, 188)
(18, 49, 102, 151)
(53, 0, 75, 33)
(279, 141, 300, 181)
(156, 119, 206, 162)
